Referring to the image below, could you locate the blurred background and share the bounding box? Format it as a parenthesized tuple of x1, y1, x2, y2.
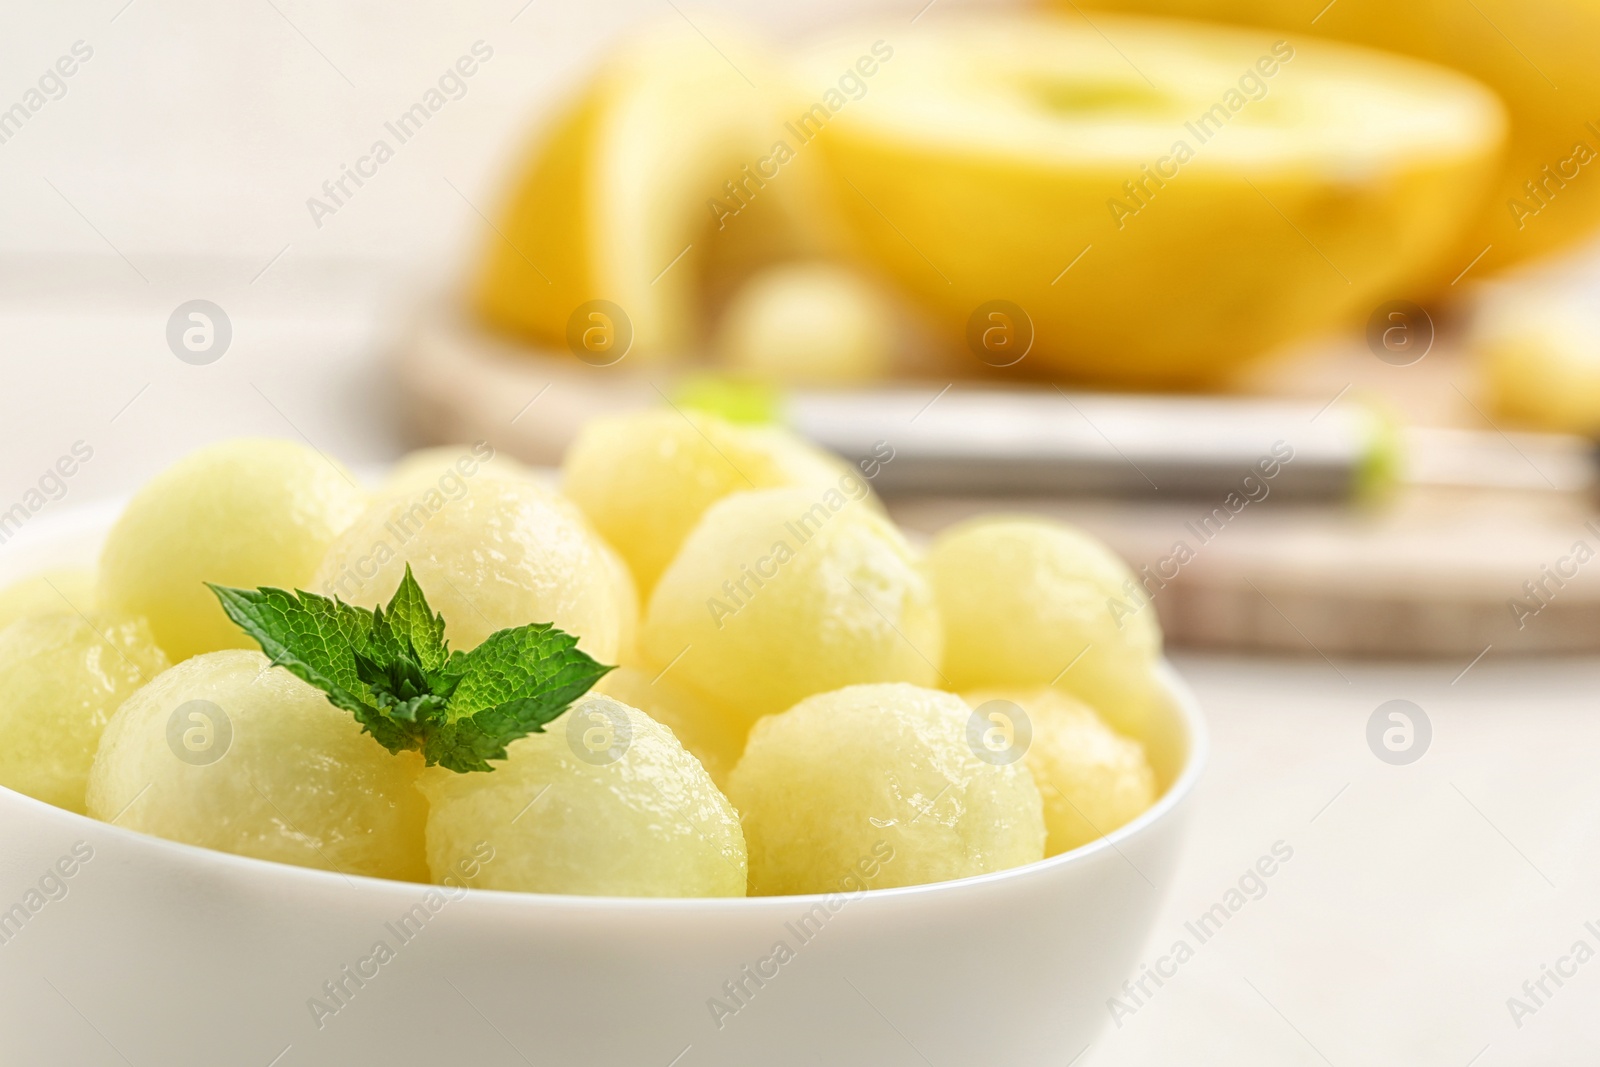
(5, 0, 1600, 1062)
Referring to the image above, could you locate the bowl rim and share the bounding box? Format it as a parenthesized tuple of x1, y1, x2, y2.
(0, 493, 1208, 913)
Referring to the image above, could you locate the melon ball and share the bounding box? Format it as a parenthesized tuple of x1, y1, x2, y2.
(1472, 287, 1600, 436)
(728, 684, 1045, 895)
(98, 439, 368, 661)
(380, 443, 537, 498)
(87, 650, 428, 881)
(595, 665, 744, 787)
(597, 539, 640, 666)
(716, 262, 895, 384)
(928, 516, 1164, 737)
(964, 688, 1156, 856)
(420, 694, 746, 897)
(312, 478, 625, 659)
(560, 408, 855, 596)
(0, 614, 168, 813)
(0, 567, 96, 630)
(641, 485, 941, 731)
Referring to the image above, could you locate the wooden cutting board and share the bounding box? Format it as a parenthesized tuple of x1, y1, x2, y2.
(395, 306, 1600, 660)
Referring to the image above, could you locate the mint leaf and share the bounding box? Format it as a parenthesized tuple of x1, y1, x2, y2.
(431, 623, 614, 772)
(211, 581, 422, 755)
(207, 583, 375, 714)
(372, 566, 450, 677)
(207, 566, 611, 774)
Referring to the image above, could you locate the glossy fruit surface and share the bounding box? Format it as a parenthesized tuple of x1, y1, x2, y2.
(0, 567, 96, 630)
(642, 486, 941, 730)
(99, 439, 367, 661)
(728, 683, 1045, 895)
(594, 665, 745, 787)
(562, 407, 853, 597)
(421, 694, 747, 897)
(0, 614, 168, 813)
(380, 444, 535, 498)
(928, 516, 1165, 737)
(313, 478, 627, 659)
(87, 650, 429, 881)
(965, 687, 1156, 855)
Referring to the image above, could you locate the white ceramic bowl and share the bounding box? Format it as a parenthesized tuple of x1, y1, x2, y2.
(0, 499, 1205, 1067)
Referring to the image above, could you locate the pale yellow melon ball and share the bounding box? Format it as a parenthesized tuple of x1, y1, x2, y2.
(560, 408, 854, 596)
(87, 650, 428, 881)
(597, 539, 640, 666)
(1472, 287, 1600, 436)
(98, 439, 368, 661)
(595, 665, 745, 787)
(964, 688, 1156, 856)
(641, 485, 941, 731)
(380, 443, 538, 498)
(0, 614, 168, 813)
(928, 517, 1164, 737)
(715, 262, 895, 384)
(728, 683, 1045, 895)
(312, 478, 625, 659)
(0, 567, 96, 630)
(420, 694, 746, 897)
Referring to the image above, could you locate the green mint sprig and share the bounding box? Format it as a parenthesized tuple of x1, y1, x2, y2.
(207, 565, 612, 773)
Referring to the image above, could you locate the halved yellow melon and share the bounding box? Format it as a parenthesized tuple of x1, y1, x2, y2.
(798, 14, 1505, 384)
(1077, 0, 1600, 282)
(475, 19, 838, 365)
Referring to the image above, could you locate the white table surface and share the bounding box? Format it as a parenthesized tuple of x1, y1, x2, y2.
(1099, 651, 1600, 1067)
